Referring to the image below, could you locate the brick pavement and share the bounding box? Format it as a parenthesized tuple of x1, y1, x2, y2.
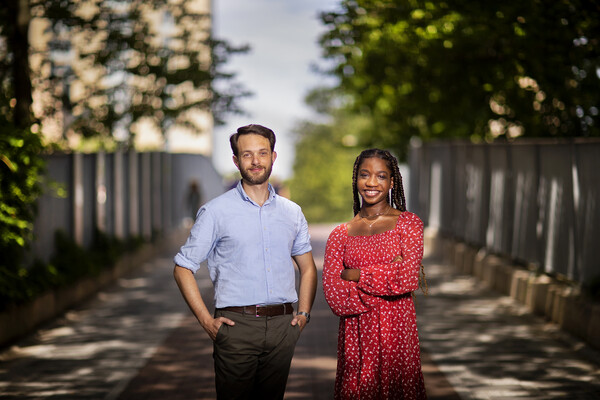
(115, 224, 458, 399)
(0, 255, 188, 400)
(1, 224, 599, 399)
(416, 258, 600, 399)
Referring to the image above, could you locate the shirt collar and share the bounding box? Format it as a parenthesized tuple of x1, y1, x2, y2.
(236, 180, 276, 206)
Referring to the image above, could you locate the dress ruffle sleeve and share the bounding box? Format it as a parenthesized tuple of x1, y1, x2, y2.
(356, 212, 424, 297)
(323, 225, 371, 317)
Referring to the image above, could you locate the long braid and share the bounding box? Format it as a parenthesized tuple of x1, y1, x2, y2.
(352, 156, 361, 216)
(387, 153, 428, 297)
(387, 154, 406, 212)
(351, 148, 427, 297)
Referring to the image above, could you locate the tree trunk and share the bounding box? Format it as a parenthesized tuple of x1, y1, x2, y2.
(8, 0, 33, 129)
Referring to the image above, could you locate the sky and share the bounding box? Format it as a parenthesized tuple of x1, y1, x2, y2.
(211, 0, 340, 180)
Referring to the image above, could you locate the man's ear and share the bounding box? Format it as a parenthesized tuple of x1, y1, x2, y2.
(232, 155, 240, 169)
(272, 151, 277, 163)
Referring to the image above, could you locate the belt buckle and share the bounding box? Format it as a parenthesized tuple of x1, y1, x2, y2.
(255, 305, 261, 317)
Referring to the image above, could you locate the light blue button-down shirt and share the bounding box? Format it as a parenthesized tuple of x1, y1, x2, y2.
(174, 181, 312, 308)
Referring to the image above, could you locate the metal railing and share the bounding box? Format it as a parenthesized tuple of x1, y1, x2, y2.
(408, 138, 600, 287)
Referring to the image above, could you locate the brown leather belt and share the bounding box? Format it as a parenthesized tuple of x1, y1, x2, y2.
(217, 303, 294, 317)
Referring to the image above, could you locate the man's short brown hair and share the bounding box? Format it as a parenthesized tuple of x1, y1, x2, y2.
(229, 124, 276, 157)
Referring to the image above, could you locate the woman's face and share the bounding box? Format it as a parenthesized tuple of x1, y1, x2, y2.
(356, 157, 393, 206)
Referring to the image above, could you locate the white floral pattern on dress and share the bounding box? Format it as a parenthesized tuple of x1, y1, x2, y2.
(323, 212, 427, 400)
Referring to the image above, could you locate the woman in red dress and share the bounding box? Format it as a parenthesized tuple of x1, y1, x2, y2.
(323, 148, 427, 399)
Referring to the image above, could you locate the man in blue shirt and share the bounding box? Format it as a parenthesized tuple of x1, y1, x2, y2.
(173, 124, 317, 399)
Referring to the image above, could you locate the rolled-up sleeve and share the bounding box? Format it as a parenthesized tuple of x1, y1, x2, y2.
(173, 208, 217, 273)
(291, 209, 312, 256)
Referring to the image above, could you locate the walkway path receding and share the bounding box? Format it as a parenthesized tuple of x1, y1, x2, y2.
(1, 224, 599, 399)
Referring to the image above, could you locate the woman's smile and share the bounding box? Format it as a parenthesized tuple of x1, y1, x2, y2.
(363, 189, 381, 197)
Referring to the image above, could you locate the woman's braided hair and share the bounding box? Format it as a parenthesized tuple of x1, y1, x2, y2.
(352, 148, 407, 216)
(351, 148, 428, 296)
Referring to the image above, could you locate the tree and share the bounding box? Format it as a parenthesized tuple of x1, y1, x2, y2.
(0, 0, 248, 267)
(288, 88, 366, 223)
(318, 0, 600, 160)
(289, 120, 356, 223)
(3, 0, 33, 128)
(0, 0, 45, 268)
(33, 0, 250, 146)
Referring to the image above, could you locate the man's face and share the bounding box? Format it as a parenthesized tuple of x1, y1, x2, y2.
(233, 134, 276, 185)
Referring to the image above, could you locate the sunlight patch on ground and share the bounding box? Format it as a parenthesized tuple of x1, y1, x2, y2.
(290, 355, 337, 370)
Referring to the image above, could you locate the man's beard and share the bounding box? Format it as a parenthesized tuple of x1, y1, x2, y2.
(240, 162, 273, 185)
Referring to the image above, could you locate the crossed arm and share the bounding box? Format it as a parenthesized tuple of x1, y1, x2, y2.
(340, 254, 403, 282)
(322, 216, 423, 316)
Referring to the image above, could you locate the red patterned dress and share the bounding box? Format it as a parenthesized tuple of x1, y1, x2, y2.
(323, 212, 427, 400)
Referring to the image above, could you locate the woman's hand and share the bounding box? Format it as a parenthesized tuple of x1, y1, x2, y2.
(341, 268, 360, 282)
(340, 255, 402, 283)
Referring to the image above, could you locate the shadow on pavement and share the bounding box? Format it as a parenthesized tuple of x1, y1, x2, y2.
(1, 225, 598, 399)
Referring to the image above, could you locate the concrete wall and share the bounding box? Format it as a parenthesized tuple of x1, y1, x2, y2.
(30, 151, 226, 263)
(1, 151, 225, 347)
(425, 232, 600, 351)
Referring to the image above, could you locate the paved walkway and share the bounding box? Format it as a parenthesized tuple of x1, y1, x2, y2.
(1, 225, 599, 399)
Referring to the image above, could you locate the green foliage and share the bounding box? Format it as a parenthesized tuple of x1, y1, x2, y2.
(0, 119, 45, 268)
(289, 106, 368, 223)
(0, 1, 154, 311)
(0, 228, 144, 311)
(0, 265, 37, 309)
(318, 0, 600, 160)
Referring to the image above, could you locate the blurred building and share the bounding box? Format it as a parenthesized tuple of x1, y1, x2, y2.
(28, 0, 213, 156)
